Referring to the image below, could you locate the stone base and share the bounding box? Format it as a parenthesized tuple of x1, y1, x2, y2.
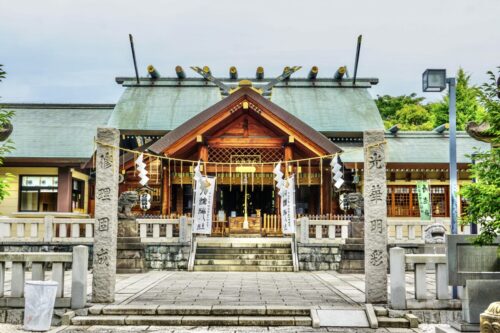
(117, 235, 147, 274)
(338, 238, 364, 274)
(297, 244, 341, 271)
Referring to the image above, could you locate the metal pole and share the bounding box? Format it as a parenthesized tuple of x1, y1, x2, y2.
(470, 153, 477, 234)
(129, 34, 140, 84)
(448, 77, 458, 299)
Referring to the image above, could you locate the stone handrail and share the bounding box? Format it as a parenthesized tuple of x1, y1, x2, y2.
(137, 216, 192, 243)
(387, 218, 473, 244)
(0, 245, 88, 309)
(297, 217, 350, 244)
(0, 216, 94, 244)
(390, 247, 457, 310)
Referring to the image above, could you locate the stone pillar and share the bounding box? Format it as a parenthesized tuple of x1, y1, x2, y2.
(179, 216, 190, 243)
(43, 215, 54, 242)
(363, 130, 388, 303)
(92, 127, 120, 303)
(300, 217, 309, 244)
(389, 247, 406, 309)
(71, 245, 88, 309)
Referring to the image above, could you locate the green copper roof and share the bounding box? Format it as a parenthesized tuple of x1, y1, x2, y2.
(4, 105, 113, 158)
(270, 87, 384, 134)
(338, 132, 491, 164)
(107, 86, 222, 131)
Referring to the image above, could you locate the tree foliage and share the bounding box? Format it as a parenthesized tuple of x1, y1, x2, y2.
(375, 93, 426, 122)
(392, 104, 436, 131)
(0, 65, 15, 203)
(459, 67, 500, 245)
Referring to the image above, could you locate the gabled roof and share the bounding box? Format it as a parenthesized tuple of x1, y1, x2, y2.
(336, 131, 491, 164)
(3, 104, 113, 160)
(149, 87, 341, 156)
(112, 77, 383, 134)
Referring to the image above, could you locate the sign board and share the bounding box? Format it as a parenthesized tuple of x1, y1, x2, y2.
(280, 175, 296, 234)
(447, 235, 500, 286)
(192, 176, 216, 234)
(416, 181, 431, 221)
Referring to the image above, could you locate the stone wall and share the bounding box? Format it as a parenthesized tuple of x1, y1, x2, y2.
(298, 244, 341, 271)
(144, 243, 190, 270)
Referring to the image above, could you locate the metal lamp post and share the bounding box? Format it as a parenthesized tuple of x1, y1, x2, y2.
(422, 69, 458, 298)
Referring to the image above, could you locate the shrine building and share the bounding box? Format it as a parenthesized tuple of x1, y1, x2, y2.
(0, 66, 490, 235)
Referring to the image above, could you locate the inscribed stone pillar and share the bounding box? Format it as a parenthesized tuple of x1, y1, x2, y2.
(363, 130, 388, 303)
(92, 127, 120, 303)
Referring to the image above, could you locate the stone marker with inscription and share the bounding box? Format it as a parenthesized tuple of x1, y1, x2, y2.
(92, 127, 120, 303)
(363, 130, 388, 303)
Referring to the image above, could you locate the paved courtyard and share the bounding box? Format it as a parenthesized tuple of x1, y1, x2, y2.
(0, 270, 440, 332)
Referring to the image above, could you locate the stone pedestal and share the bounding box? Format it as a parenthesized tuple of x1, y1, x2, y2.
(117, 218, 147, 274)
(339, 217, 365, 273)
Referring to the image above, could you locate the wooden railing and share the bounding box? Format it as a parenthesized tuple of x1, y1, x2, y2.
(0, 246, 88, 309)
(262, 214, 281, 235)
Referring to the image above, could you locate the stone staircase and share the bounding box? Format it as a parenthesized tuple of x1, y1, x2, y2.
(71, 305, 312, 327)
(193, 238, 295, 272)
(373, 306, 419, 329)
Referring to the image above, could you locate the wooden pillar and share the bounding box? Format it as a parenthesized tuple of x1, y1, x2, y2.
(161, 162, 170, 216)
(198, 145, 208, 162)
(57, 167, 72, 212)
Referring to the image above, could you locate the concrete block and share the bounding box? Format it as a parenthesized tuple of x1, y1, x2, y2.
(102, 305, 158, 315)
(404, 313, 419, 328)
(88, 305, 104, 315)
(71, 245, 88, 309)
(462, 279, 500, 324)
(364, 304, 378, 328)
(61, 310, 75, 325)
(11, 262, 25, 297)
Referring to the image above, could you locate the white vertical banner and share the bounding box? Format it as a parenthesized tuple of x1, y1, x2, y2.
(280, 175, 296, 234)
(192, 161, 216, 234)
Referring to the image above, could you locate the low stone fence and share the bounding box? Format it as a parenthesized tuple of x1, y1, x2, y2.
(0, 216, 94, 244)
(297, 217, 350, 244)
(0, 245, 88, 309)
(390, 247, 460, 310)
(137, 216, 192, 243)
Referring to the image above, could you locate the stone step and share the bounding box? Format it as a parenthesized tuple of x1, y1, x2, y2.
(196, 248, 292, 254)
(72, 315, 311, 326)
(197, 242, 291, 248)
(194, 259, 293, 266)
(89, 305, 311, 316)
(377, 316, 410, 328)
(373, 306, 388, 317)
(193, 265, 294, 272)
(195, 253, 292, 260)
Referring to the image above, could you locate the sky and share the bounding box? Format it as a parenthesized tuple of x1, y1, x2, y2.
(0, 0, 499, 104)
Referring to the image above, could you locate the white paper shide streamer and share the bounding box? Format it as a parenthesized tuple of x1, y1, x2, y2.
(192, 161, 216, 234)
(330, 154, 344, 189)
(135, 153, 149, 186)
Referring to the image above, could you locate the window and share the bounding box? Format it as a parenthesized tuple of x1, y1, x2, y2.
(72, 179, 85, 212)
(19, 176, 58, 212)
(387, 185, 449, 218)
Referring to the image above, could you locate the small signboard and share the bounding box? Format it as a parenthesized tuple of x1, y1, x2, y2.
(416, 181, 431, 221)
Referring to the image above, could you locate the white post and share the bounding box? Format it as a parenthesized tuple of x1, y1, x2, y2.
(153, 224, 160, 239)
(85, 223, 93, 238)
(30, 223, 38, 239)
(44, 215, 54, 242)
(414, 263, 427, 300)
(0, 222, 9, 237)
(71, 223, 80, 238)
(436, 263, 450, 300)
(0, 262, 4, 297)
(16, 223, 24, 238)
(396, 225, 403, 240)
(166, 224, 173, 239)
(300, 217, 309, 244)
(140, 223, 147, 239)
(390, 247, 406, 309)
(32, 262, 45, 281)
(315, 225, 322, 239)
(341, 225, 349, 240)
(328, 225, 336, 239)
(71, 246, 89, 309)
(408, 225, 416, 240)
(52, 262, 65, 298)
(59, 223, 67, 238)
(11, 262, 25, 297)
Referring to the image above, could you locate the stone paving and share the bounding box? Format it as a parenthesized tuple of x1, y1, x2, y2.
(0, 270, 440, 332)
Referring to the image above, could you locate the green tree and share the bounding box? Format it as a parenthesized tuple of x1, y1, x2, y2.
(0, 64, 15, 202)
(375, 93, 426, 122)
(390, 104, 436, 130)
(431, 68, 485, 130)
(459, 67, 500, 245)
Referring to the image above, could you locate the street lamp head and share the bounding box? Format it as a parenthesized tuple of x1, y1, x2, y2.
(423, 69, 447, 92)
